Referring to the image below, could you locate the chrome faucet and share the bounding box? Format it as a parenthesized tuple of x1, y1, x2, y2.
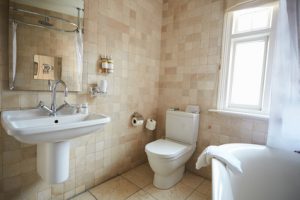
(50, 80, 68, 114)
(38, 80, 69, 116)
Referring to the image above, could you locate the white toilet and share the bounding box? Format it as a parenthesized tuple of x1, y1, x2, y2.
(145, 109, 199, 189)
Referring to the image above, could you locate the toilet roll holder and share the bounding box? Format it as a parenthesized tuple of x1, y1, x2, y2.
(131, 112, 144, 127)
(132, 112, 143, 119)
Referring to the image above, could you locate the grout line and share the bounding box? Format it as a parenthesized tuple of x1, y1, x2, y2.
(124, 190, 140, 200)
(121, 171, 155, 191)
(86, 163, 148, 193)
(142, 182, 152, 188)
(120, 166, 159, 200)
(87, 191, 98, 200)
(184, 187, 198, 200)
(143, 189, 160, 200)
(124, 188, 160, 200)
(91, 174, 123, 189)
(120, 163, 152, 189)
(120, 173, 143, 189)
(184, 181, 203, 200)
(66, 191, 86, 200)
(182, 171, 207, 200)
(184, 178, 211, 200)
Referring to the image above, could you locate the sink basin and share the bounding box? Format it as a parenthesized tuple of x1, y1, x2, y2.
(1, 108, 111, 184)
(1, 109, 111, 144)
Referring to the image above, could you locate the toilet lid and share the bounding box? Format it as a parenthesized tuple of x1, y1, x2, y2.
(145, 139, 192, 159)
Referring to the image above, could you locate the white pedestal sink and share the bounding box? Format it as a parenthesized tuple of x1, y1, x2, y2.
(1, 109, 110, 183)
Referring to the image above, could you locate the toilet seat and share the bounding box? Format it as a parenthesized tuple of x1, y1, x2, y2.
(145, 139, 192, 159)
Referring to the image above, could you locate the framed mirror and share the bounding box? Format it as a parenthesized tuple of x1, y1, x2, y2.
(9, 0, 84, 91)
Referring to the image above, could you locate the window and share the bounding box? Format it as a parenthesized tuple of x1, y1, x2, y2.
(218, 4, 278, 116)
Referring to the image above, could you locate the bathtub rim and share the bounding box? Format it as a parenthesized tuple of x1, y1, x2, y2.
(211, 143, 300, 200)
(211, 143, 266, 200)
(212, 158, 234, 200)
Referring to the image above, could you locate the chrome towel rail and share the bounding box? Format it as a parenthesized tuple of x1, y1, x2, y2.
(10, 7, 81, 33)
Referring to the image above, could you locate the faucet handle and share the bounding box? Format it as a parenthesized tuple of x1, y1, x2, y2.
(56, 101, 80, 114)
(63, 100, 71, 107)
(37, 101, 44, 108)
(37, 101, 53, 115)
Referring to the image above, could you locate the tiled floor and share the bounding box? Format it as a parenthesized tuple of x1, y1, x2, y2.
(71, 163, 212, 200)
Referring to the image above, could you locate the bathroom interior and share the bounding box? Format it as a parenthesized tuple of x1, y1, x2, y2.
(1, 0, 300, 199)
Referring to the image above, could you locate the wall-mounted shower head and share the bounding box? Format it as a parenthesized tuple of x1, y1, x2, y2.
(38, 17, 53, 27)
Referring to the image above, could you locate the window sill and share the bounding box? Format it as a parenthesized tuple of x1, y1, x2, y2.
(208, 109, 269, 120)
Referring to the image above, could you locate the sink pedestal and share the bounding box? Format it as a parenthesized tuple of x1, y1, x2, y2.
(37, 141, 70, 183)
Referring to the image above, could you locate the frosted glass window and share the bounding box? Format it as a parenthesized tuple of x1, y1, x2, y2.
(229, 39, 267, 108)
(232, 7, 273, 34)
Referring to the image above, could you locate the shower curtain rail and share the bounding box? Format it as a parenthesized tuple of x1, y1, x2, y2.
(10, 7, 79, 33)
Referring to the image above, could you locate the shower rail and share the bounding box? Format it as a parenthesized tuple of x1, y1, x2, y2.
(10, 7, 81, 33)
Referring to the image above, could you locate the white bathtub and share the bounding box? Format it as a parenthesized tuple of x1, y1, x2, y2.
(212, 143, 300, 200)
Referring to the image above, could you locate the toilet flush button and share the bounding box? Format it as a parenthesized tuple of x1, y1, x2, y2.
(185, 105, 200, 113)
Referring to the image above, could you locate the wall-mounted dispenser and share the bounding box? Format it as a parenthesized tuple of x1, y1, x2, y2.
(89, 79, 108, 97)
(99, 55, 114, 74)
(90, 54, 114, 97)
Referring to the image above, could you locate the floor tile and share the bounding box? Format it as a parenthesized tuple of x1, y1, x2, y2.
(196, 180, 212, 196)
(70, 192, 96, 200)
(144, 181, 194, 200)
(186, 190, 209, 200)
(122, 164, 154, 188)
(126, 190, 156, 200)
(83, 163, 212, 200)
(89, 176, 140, 200)
(180, 171, 205, 189)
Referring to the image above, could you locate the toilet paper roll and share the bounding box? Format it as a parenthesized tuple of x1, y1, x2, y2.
(131, 117, 144, 127)
(146, 118, 156, 131)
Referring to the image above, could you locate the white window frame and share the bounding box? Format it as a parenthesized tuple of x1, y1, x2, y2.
(217, 3, 278, 117)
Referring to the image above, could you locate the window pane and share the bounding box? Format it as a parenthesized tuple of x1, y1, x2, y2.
(233, 7, 272, 34)
(229, 39, 267, 108)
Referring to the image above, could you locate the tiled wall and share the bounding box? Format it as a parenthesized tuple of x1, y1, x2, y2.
(0, 0, 162, 199)
(157, 0, 269, 178)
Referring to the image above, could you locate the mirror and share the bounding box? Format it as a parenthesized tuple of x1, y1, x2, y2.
(9, 0, 84, 91)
